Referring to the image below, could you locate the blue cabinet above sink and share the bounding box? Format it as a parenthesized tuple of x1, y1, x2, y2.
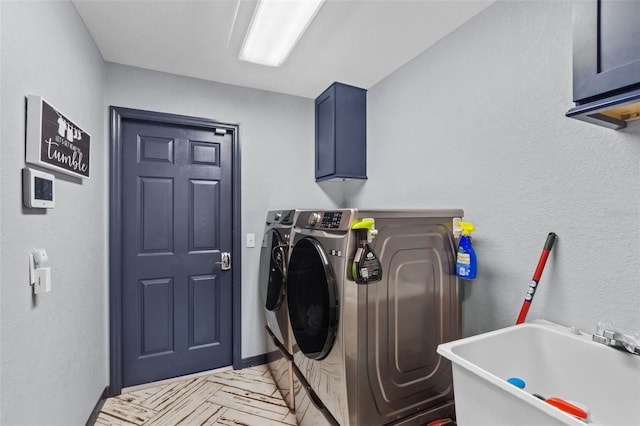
(567, 0, 640, 129)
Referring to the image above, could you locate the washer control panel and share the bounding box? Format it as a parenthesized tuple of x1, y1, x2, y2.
(321, 211, 343, 228)
(296, 210, 353, 230)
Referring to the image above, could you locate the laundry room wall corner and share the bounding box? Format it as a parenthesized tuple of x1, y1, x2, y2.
(317, 179, 367, 208)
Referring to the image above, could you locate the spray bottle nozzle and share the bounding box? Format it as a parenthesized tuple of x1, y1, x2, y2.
(459, 221, 475, 236)
(352, 218, 378, 243)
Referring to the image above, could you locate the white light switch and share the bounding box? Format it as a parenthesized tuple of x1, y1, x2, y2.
(246, 233, 256, 248)
(34, 267, 51, 294)
(29, 249, 51, 294)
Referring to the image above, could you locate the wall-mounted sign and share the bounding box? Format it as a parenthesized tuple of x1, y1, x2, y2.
(26, 95, 91, 179)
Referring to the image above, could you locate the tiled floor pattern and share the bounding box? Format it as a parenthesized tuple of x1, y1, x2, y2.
(94, 365, 296, 426)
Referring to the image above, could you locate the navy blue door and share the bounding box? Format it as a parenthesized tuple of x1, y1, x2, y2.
(121, 119, 233, 387)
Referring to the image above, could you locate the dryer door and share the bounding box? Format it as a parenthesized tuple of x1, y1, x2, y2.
(287, 237, 338, 360)
(260, 228, 287, 311)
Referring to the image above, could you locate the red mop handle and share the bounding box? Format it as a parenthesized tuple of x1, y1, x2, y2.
(516, 232, 557, 325)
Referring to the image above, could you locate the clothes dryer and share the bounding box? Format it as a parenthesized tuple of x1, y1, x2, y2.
(259, 209, 297, 410)
(287, 209, 463, 426)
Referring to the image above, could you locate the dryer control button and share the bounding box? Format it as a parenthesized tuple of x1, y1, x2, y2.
(308, 212, 321, 226)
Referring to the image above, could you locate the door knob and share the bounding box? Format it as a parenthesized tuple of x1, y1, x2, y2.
(216, 252, 231, 271)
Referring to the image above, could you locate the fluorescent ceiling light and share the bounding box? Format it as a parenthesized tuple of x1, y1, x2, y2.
(239, 0, 325, 67)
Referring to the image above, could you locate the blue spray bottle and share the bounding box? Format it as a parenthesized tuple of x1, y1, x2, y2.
(456, 222, 477, 280)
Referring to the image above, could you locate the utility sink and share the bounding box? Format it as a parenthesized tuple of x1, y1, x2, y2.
(437, 321, 640, 425)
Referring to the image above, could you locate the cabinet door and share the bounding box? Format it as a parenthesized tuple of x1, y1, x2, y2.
(315, 88, 335, 179)
(573, 0, 640, 102)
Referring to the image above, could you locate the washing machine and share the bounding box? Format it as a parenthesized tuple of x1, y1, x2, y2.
(259, 209, 297, 410)
(287, 209, 463, 426)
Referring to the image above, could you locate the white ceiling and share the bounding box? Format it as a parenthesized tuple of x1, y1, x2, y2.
(72, 0, 494, 99)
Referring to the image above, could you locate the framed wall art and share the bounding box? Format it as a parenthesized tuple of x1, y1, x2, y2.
(26, 95, 91, 179)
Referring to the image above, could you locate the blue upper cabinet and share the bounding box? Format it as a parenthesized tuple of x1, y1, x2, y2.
(315, 82, 367, 181)
(567, 0, 640, 129)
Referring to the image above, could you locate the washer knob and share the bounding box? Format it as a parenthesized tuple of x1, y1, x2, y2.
(308, 212, 322, 226)
(274, 212, 282, 221)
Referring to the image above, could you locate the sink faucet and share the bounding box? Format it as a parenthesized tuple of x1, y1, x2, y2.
(592, 323, 640, 355)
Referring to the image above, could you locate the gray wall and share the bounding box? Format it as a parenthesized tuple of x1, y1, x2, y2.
(105, 63, 338, 360)
(2, 0, 639, 423)
(356, 0, 640, 336)
(0, 1, 108, 424)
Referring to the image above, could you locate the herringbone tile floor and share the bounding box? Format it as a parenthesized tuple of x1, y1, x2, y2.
(94, 365, 296, 425)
